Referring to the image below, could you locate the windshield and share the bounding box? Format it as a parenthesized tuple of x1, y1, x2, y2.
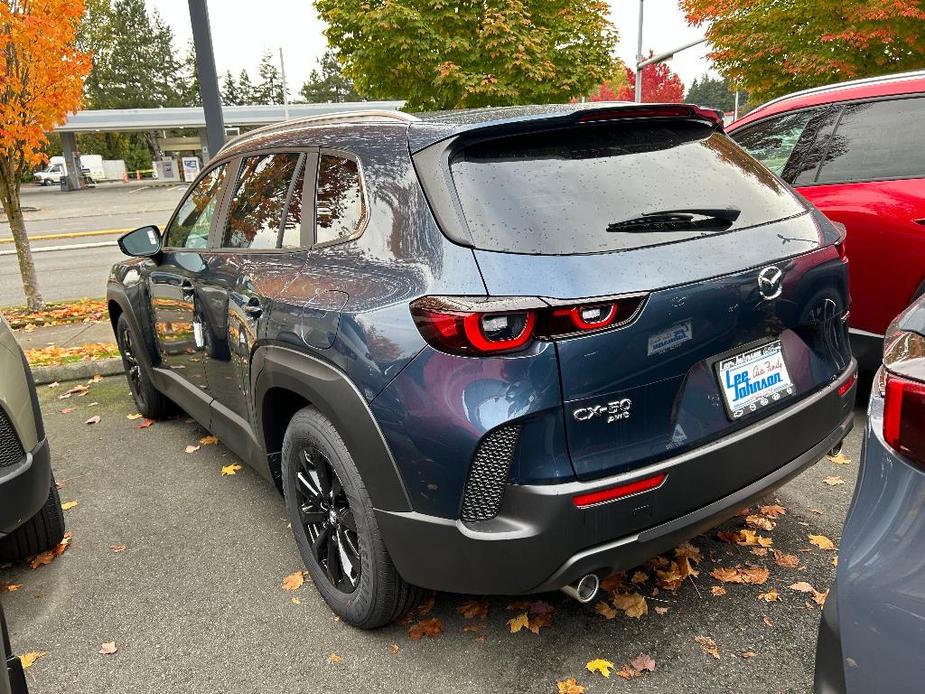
(449, 120, 806, 254)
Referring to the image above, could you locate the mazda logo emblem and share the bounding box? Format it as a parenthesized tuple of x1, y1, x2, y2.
(757, 266, 784, 300)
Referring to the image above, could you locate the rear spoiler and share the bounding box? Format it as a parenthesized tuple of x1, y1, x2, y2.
(411, 102, 726, 248)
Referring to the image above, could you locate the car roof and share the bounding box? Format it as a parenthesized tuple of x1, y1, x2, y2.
(728, 69, 925, 130)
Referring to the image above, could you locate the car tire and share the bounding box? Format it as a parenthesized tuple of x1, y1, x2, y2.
(0, 475, 65, 562)
(281, 407, 422, 628)
(116, 314, 173, 419)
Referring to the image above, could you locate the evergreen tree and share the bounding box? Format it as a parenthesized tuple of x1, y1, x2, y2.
(685, 74, 744, 113)
(221, 70, 240, 106)
(237, 69, 255, 105)
(177, 40, 201, 107)
(299, 49, 361, 103)
(254, 51, 284, 105)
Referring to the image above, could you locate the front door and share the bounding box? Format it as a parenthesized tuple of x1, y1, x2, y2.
(149, 162, 229, 393)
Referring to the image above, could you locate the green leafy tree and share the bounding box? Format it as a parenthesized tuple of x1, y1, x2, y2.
(237, 69, 255, 105)
(315, 0, 618, 111)
(177, 40, 201, 107)
(681, 0, 925, 103)
(685, 74, 744, 112)
(221, 70, 240, 106)
(299, 49, 361, 103)
(254, 51, 284, 105)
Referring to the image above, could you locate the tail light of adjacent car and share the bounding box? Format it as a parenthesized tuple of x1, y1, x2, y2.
(881, 321, 925, 466)
(410, 295, 647, 356)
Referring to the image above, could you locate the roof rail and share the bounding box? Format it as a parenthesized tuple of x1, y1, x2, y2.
(750, 69, 925, 115)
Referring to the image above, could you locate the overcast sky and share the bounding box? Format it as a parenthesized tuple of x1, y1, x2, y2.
(147, 0, 714, 96)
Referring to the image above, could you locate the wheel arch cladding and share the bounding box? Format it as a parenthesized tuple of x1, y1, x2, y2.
(252, 345, 412, 512)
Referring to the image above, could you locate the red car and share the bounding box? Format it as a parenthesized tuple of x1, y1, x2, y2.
(727, 70, 925, 371)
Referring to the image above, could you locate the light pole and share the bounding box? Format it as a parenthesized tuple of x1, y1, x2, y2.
(634, 0, 644, 103)
(188, 0, 225, 160)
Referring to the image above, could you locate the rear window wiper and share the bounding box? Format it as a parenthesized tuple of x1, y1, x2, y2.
(607, 207, 741, 233)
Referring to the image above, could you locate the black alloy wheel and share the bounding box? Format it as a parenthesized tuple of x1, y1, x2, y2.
(118, 318, 145, 409)
(295, 445, 361, 593)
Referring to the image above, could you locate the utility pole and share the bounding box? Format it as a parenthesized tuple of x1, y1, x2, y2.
(634, 0, 644, 103)
(279, 47, 290, 120)
(188, 0, 224, 161)
(734, 89, 740, 121)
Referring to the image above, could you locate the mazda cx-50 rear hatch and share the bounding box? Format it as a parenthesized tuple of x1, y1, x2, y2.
(413, 106, 851, 482)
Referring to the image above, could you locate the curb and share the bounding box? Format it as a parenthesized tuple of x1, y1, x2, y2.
(31, 358, 124, 386)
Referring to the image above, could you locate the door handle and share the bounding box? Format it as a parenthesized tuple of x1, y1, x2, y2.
(180, 280, 195, 299)
(243, 297, 263, 318)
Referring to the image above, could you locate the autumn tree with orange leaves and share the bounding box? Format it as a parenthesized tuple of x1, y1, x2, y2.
(0, 0, 90, 310)
(681, 0, 925, 104)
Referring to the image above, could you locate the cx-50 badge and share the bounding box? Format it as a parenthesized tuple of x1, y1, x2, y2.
(573, 398, 632, 424)
(757, 265, 784, 300)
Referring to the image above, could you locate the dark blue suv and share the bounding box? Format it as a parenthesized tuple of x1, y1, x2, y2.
(108, 103, 857, 628)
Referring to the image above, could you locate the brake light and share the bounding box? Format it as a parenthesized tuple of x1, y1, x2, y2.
(410, 295, 646, 356)
(883, 373, 925, 466)
(831, 221, 848, 262)
(572, 472, 667, 508)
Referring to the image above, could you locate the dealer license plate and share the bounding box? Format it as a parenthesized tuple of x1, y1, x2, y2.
(717, 341, 794, 419)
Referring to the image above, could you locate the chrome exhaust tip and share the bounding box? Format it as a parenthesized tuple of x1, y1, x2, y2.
(828, 439, 843, 457)
(560, 573, 600, 604)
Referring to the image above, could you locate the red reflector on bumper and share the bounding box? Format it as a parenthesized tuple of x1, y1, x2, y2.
(838, 373, 857, 397)
(572, 472, 667, 508)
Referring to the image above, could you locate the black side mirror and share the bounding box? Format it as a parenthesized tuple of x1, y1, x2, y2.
(118, 225, 162, 257)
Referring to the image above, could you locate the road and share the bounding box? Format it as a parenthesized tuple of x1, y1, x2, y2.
(0, 183, 186, 306)
(1, 375, 866, 694)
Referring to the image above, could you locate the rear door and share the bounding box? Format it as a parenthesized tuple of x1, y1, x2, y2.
(443, 116, 850, 480)
(149, 163, 228, 393)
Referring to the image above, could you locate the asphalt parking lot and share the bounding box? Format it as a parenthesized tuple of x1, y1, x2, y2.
(1, 375, 866, 694)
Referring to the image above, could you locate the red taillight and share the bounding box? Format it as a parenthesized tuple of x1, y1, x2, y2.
(831, 221, 848, 262)
(883, 372, 925, 466)
(411, 296, 647, 356)
(572, 472, 666, 508)
(838, 372, 857, 397)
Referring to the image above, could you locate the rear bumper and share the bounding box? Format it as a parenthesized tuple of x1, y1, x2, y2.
(377, 362, 856, 594)
(849, 328, 882, 373)
(0, 438, 51, 537)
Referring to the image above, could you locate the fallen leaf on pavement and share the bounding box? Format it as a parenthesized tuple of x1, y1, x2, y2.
(711, 586, 727, 596)
(135, 418, 154, 429)
(527, 611, 553, 634)
(221, 464, 242, 476)
(199, 435, 219, 445)
(630, 570, 649, 585)
(594, 601, 617, 620)
(759, 504, 786, 518)
(738, 529, 773, 547)
(823, 476, 845, 486)
(457, 600, 488, 620)
(655, 606, 669, 615)
(390, 643, 400, 655)
(282, 571, 306, 591)
(789, 581, 816, 593)
(809, 534, 836, 550)
(110, 544, 126, 553)
(29, 552, 54, 569)
(710, 566, 770, 585)
(695, 635, 720, 659)
(99, 642, 117, 655)
(1, 581, 21, 592)
(556, 678, 585, 694)
(88, 374, 103, 384)
(599, 572, 625, 592)
(184, 445, 200, 454)
(741, 650, 757, 658)
(327, 653, 342, 663)
(585, 659, 615, 678)
(127, 413, 142, 420)
(47, 381, 59, 388)
(828, 452, 852, 465)
(61, 501, 78, 511)
(291, 597, 301, 605)
(774, 550, 800, 568)
(507, 612, 530, 633)
(763, 615, 774, 627)
(631, 653, 656, 673)
(745, 515, 776, 531)
(19, 651, 47, 669)
(751, 547, 769, 557)
(408, 617, 443, 640)
(757, 588, 779, 602)
(613, 591, 648, 618)
(85, 415, 100, 425)
(58, 407, 75, 414)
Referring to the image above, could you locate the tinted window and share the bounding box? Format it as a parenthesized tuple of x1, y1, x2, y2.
(784, 107, 841, 185)
(450, 121, 805, 255)
(732, 110, 816, 175)
(817, 98, 925, 184)
(223, 153, 301, 249)
(164, 164, 226, 248)
(281, 163, 305, 247)
(316, 154, 365, 245)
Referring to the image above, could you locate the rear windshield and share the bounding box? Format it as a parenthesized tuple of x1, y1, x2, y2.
(449, 121, 806, 254)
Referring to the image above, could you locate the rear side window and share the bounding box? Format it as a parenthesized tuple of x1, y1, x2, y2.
(164, 164, 227, 248)
(315, 154, 366, 245)
(223, 153, 302, 249)
(816, 98, 925, 184)
(449, 121, 805, 255)
(732, 110, 816, 175)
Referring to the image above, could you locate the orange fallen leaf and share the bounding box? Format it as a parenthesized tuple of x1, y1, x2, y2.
(631, 653, 656, 673)
(745, 515, 776, 532)
(808, 534, 836, 550)
(110, 544, 126, 553)
(58, 407, 75, 414)
(613, 591, 648, 618)
(1, 581, 22, 592)
(184, 444, 200, 454)
(710, 566, 770, 585)
(53, 531, 72, 558)
(408, 617, 443, 640)
(789, 581, 816, 593)
(527, 611, 553, 634)
(291, 597, 301, 605)
(99, 642, 117, 655)
(759, 504, 786, 518)
(773, 550, 800, 568)
(19, 651, 47, 669)
(135, 418, 154, 429)
(507, 612, 530, 633)
(199, 435, 219, 445)
(85, 415, 100, 425)
(757, 588, 779, 602)
(738, 529, 773, 547)
(695, 635, 720, 659)
(327, 653, 342, 663)
(457, 600, 488, 620)
(585, 658, 615, 678)
(630, 570, 649, 585)
(126, 413, 142, 420)
(29, 551, 54, 569)
(221, 464, 242, 476)
(741, 650, 757, 658)
(556, 678, 585, 694)
(711, 586, 727, 596)
(655, 606, 669, 615)
(61, 501, 78, 511)
(282, 571, 306, 591)
(827, 452, 852, 465)
(763, 615, 774, 627)
(595, 601, 618, 620)
(390, 643, 400, 655)
(823, 476, 845, 486)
